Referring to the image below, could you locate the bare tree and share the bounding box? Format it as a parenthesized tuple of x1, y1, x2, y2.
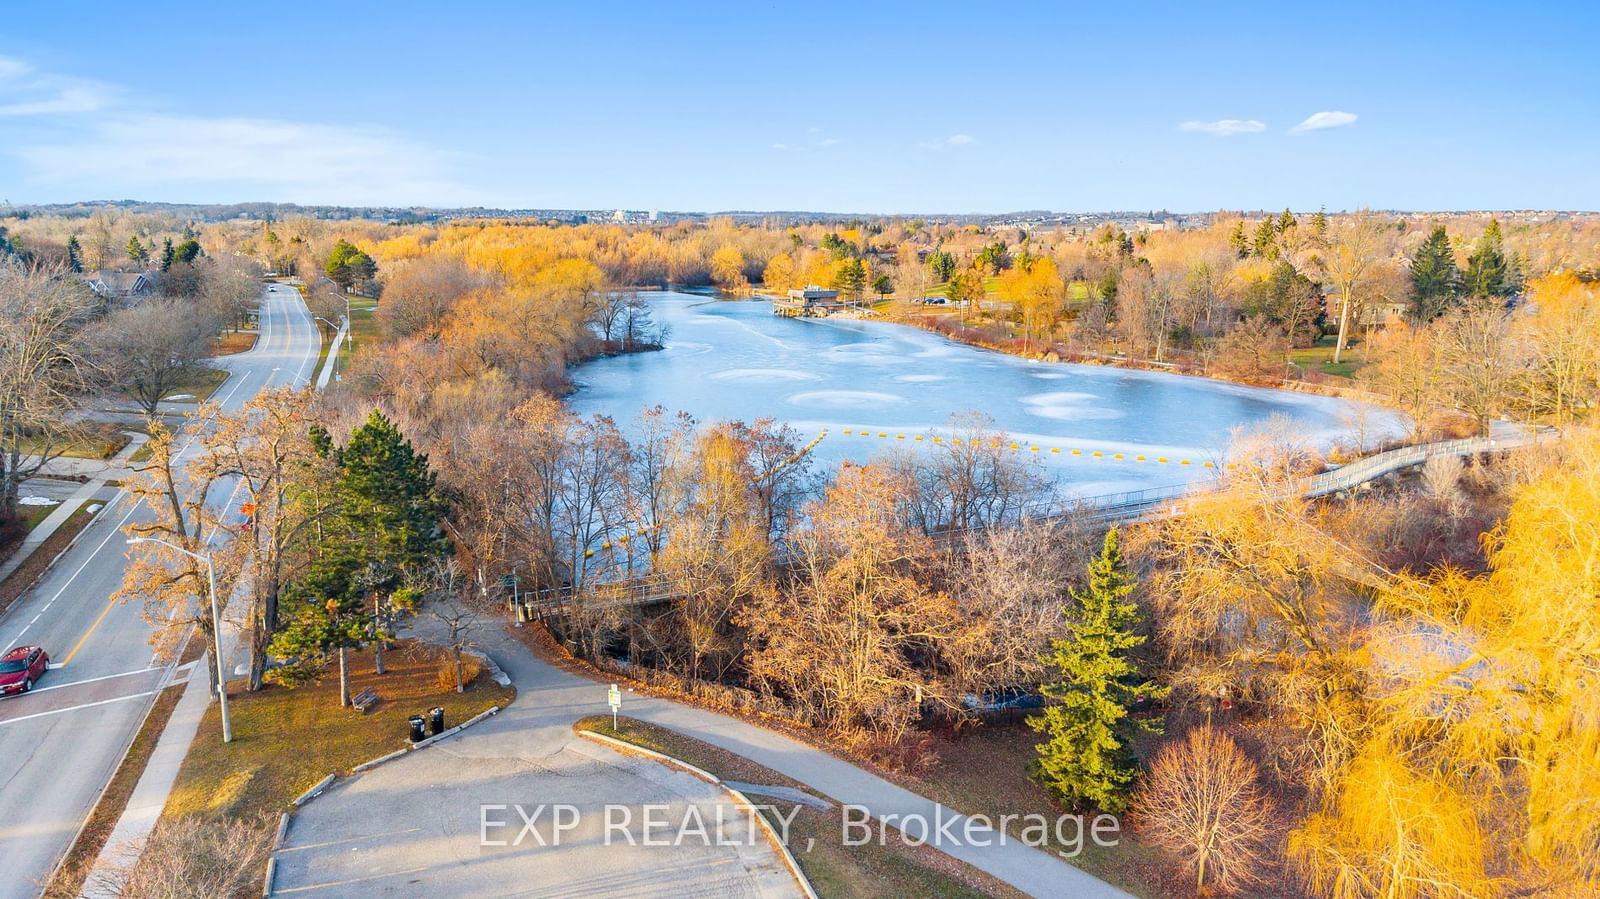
(424, 561, 483, 692)
(87, 297, 222, 415)
(1131, 726, 1276, 895)
(377, 255, 483, 339)
(890, 411, 1051, 533)
(1318, 213, 1394, 365)
(0, 263, 97, 521)
(116, 412, 241, 680)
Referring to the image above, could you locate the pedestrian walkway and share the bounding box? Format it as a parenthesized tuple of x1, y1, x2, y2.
(347, 619, 1126, 899)
(80, 661, 201, 897)
(0, 432, 146, 587)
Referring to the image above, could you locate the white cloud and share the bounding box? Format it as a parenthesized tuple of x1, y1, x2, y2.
(918, 133, 979, 150)
(0, 55, 114, 116)
(771, 142, 788, 150)
(818, 137, 842, 147)
(15, 114, 479, 205)
(0, 55, 479, 204)
(1290, 111, 1358, 134)
(1177, 119, 1266, 137)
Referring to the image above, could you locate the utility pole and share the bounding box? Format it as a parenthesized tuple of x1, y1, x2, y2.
(127, 537, 233, 743)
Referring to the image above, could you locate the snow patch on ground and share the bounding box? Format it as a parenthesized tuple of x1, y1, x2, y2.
(18, 496, 59, 506)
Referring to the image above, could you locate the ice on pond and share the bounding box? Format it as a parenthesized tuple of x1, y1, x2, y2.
(708, 368, 822, 383)
(787, 390, 906, 410)
(568, 293, 1409, 490)
(1020, 391, 1124, 421)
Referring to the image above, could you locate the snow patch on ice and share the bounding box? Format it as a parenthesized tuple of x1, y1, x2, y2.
(1020, 391, 1123, 421)
(787, 390, 906, 410)
(708, 368, 821, 383)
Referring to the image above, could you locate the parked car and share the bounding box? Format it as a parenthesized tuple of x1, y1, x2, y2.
(0, 645, 49, 696)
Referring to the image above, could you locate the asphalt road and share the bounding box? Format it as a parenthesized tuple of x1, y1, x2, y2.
(0, 283, 322, 895)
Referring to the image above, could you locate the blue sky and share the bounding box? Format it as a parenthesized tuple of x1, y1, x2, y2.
(2, 1, 1596, 212)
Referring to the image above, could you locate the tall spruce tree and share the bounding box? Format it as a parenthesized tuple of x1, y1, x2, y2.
(268, 412, 448, 700)
(1028, 527, 1165, 812)
(159, 237, 175, 272)
(1464, 219, 1509, 299)
(65, 235, 83, 273)
(337, 411, 448, 673)
(1408, 225, 1461, 320)
(126, 235, 148, 265)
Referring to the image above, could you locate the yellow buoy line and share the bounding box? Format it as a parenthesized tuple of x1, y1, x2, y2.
(832, 427, 1221, 468)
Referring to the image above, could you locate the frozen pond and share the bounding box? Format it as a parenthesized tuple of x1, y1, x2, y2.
(567, 293, 1405, 497)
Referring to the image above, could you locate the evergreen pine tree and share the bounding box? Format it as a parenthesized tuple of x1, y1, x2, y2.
(1408, 225, 1461, 320)
(1028, 527, 1166, 812)
(126, 235, 148, 265)
(268, 413, 448, 699)
(1464, 219, 1509, 299)
(160, 237, 175, 272)
(1252, 218, 1278, 259)
(1228, 221, 1249, 258)
(65, 235, 83, 273)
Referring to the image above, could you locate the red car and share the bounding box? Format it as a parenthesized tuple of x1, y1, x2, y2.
(0, 645, 48, 695)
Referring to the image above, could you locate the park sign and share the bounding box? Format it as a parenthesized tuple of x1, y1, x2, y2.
(608, 683, 621, 729)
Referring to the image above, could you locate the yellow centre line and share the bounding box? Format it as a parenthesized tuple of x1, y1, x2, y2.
(62, 596, 120, 666)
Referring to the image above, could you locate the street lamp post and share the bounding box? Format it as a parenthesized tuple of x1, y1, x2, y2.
(127, 537, 233, 743)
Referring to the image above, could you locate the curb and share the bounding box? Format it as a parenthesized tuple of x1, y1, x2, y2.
(352, 748, 408, 773)
(347, 705, 501, 772)
(261, 813, 289, 898)
(266, 705, 501, 895)
(578, 730, 818, 899)
(291, 774, 335, 808)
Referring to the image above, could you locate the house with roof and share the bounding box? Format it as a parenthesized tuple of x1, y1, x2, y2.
(86, 270, 156, 300)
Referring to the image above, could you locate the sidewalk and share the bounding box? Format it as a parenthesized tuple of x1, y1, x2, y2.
(432, 620, 1128, 899)
(79, 661, 202, 897)
(0, 432, 146, 587)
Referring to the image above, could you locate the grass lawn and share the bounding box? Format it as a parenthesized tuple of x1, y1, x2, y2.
(334, 295, 379, 378)
(165, 640, 514, 822)
(16, 501, 60, 533)
(1289, 335, 1364, 379)
(0, 504, 96, 614)
(17, 422, 131, 460)
(209, 329, 259, 356)
(158, 365, 231, 404)
(908, 722, 1175, 898)
(575, 715, 1019, 899)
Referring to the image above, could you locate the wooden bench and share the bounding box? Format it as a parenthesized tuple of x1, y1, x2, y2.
(351, 689, 380, 713)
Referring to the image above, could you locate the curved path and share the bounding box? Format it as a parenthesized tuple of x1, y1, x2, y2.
(274, 620, 1128, 899)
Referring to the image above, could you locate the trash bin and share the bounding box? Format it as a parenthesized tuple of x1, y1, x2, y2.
(429, 706, 445, 735)
(408, 715, 427, 743)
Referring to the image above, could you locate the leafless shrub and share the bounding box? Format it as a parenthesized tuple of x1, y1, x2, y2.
(1131, 726, 1276, 896)
(89, 812, 273, 899)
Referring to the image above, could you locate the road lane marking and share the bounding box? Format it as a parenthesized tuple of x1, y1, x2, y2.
(23, 665, 161, 694)
(60, 595, 120, 666)
(0, 690, 154, 726)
